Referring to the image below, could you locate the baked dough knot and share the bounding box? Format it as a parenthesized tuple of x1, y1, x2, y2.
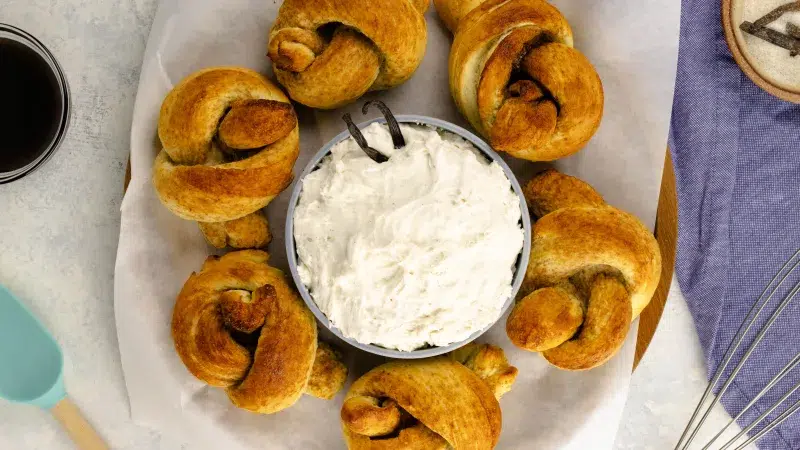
(268, 0, 430, 109)
(153, 67, 300, 224)
(171, 250, 347, 413)
(506, 169, 661, 370)
(437, 0, 603, 161)
(340, 343, 517, 450)
(197, 210, 272, 250)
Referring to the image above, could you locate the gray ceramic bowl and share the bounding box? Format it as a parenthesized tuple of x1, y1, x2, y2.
(285, 115, 531, 359)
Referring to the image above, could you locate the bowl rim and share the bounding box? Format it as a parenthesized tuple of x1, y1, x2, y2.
(285, 115, 532, 359)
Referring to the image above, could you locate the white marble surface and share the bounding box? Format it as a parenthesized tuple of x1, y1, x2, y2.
(0, 0, 750, 449)
(614, 279, 754, 450)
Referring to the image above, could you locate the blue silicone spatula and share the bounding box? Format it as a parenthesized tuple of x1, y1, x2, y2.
(0, 284, 107, 449)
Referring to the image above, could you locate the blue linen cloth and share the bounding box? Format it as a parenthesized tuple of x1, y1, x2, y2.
(671, 1, 800, 448)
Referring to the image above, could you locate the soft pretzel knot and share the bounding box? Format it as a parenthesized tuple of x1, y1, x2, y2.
(438, 0, 604, 161)
(198, 211, 272, 249)
(171, 250, 347, 413)
(506, 170, 661, 370)
(153, 67, 300, 223)
(340, 343, 517, 449)
(268, 0, 429, 109)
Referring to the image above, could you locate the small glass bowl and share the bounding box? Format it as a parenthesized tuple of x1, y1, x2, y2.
(0, 24, 71, 184)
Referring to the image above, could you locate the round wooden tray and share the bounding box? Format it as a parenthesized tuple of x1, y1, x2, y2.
(635, 149, 677, 370)
(123, 150, 677, 372)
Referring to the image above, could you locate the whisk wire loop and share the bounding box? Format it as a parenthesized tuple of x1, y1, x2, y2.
(676, 248, 800, 449)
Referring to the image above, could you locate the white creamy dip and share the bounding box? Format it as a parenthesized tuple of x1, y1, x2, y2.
(294, 123, 524, 351)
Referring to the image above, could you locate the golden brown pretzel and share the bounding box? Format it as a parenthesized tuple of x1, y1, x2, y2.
(153, 67, 299, 223)
(433, 0, 484, 32)
(436, 0, 603, 161)
(171, 250, 347, 413)
(198, 211, 272, 249)
(268, 0, 429, 109)
(506, 170, 661, 370)
(340, 343, 517, 449)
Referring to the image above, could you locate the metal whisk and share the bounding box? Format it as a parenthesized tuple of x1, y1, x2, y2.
(675, 249, 800, 449)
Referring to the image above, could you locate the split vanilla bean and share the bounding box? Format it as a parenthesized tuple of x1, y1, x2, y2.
(342, 113, 389, 163)
(362, 100, 406, 149)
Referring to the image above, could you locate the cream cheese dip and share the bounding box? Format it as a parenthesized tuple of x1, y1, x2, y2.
(293, 123, 524, 351)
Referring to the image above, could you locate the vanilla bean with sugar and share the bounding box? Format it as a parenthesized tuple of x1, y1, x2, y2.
(741, 21, 800, 56)
(753, 1, 800, 27)
(787, 22, 800, 39)
(788, 23, 800, 55)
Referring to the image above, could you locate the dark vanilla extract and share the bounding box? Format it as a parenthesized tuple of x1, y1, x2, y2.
(0, 38, 62, 173)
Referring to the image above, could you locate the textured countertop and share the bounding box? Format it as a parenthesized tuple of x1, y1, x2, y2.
(0, 0, 749, 448)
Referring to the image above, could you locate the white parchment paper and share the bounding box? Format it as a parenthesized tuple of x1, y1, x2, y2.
(114, 0, 680, 448)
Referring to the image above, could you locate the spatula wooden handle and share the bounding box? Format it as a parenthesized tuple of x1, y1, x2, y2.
(51, 398, 108, 450)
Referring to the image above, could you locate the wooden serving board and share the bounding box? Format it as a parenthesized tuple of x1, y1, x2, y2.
(633, 149, 677, 371)
(123, 149, 677, 372)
